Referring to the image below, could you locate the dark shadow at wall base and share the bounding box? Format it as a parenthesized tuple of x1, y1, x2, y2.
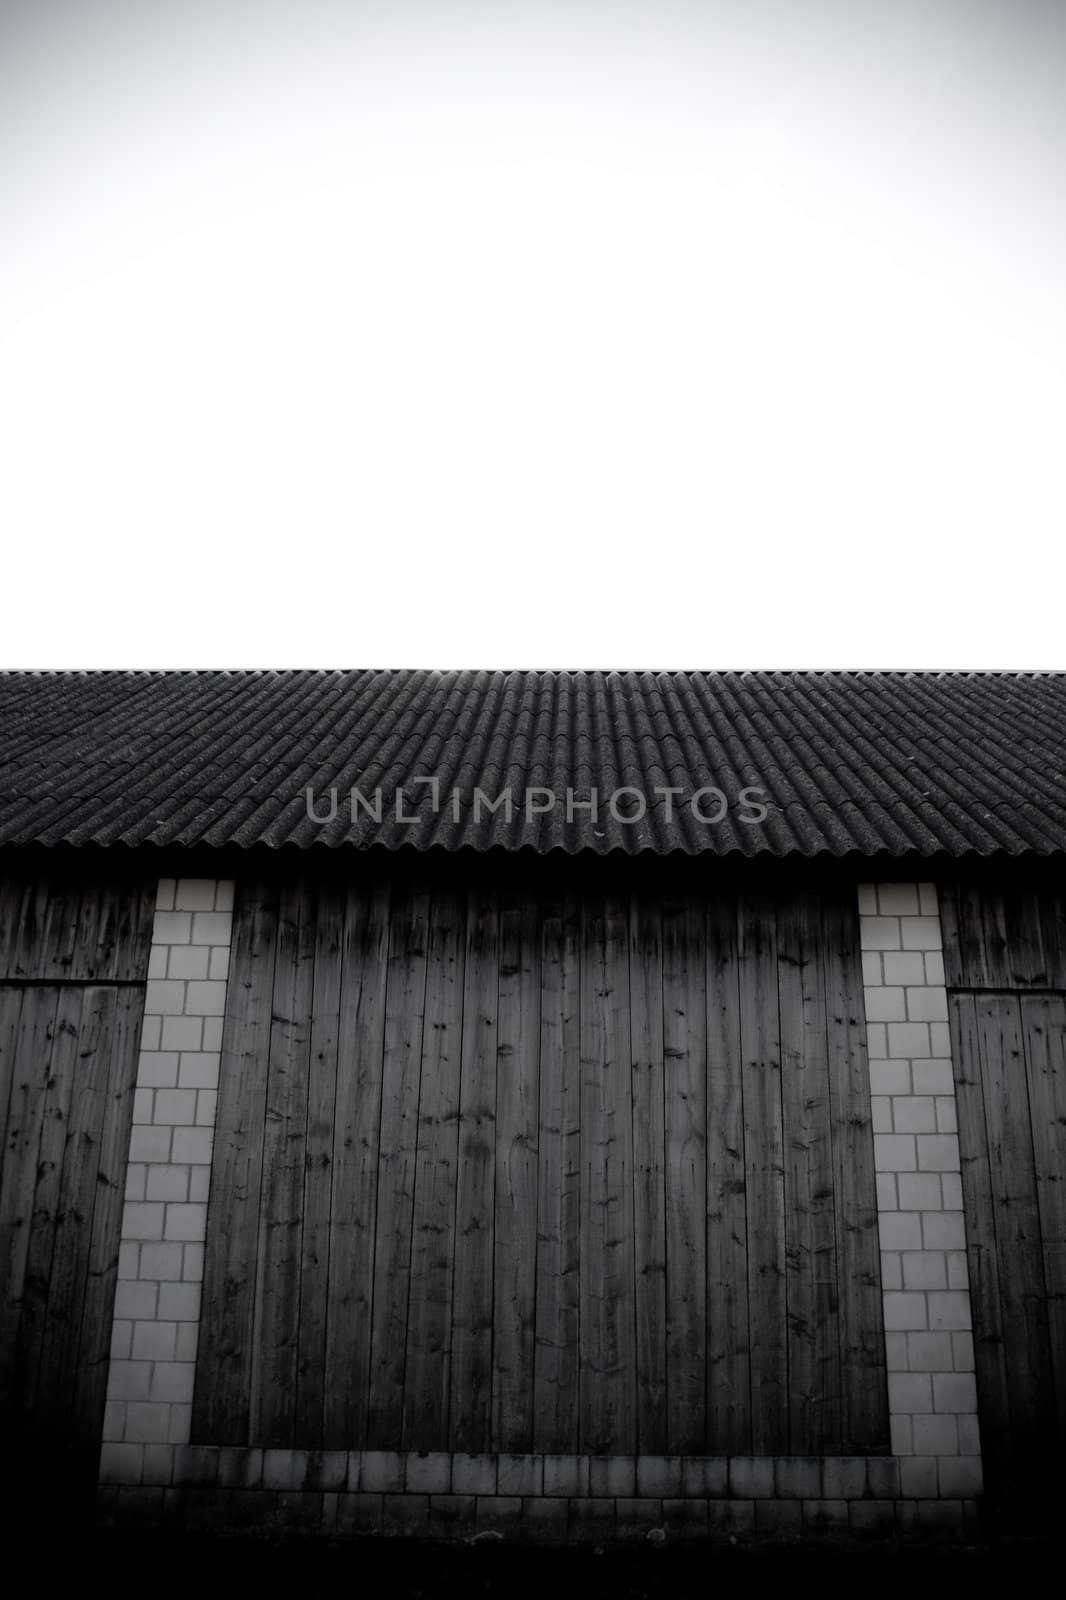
(21, 1529, 1061, 1598)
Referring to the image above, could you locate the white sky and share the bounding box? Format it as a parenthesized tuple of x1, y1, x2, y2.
(2, 0, 1064, 669)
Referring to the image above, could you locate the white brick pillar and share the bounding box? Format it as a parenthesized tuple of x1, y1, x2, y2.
(99, 877, 233, 1488)
(858, 881, 982, 1504)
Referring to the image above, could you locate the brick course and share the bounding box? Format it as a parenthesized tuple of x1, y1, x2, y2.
(96, 1449, 976, 1543)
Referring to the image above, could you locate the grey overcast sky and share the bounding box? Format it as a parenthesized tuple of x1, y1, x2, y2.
(2, 0, 1064, 668)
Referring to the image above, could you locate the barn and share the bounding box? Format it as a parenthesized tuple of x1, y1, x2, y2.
(1, 668, 1064, 1545)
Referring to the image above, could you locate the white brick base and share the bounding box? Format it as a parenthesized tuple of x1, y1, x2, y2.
(100, 878, 233, 1487)
(858, 882, 982, 1501)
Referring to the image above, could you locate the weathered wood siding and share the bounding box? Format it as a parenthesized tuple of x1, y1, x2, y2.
(941, 877, 1066, 1515)
(940, 878, 1066, 992)
(194, 864, 887, 1457)
(0, 873, 153, 1496)
(0, 873, 156, 983)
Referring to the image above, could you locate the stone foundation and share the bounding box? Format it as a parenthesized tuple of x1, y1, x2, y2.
(97, 1448, 979, 1543)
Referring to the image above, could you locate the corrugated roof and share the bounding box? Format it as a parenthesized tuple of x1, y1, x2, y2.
(0, 669, 1064, 857)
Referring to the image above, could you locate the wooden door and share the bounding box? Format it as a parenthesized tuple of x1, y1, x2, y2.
(0, 983, 144, 1503)
(949, 990, 1066, 1522)
(193, 862, 888, 1458)
(0, 871, 154, 1514)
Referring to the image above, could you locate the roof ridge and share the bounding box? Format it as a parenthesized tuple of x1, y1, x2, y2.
(1, 667, 1065, 680)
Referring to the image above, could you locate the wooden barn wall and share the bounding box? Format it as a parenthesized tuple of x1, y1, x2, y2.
(193, 863, 887, 1459)
(939, 876, 1066, 1515)
(0, 873, 156, 983)
(0, 871, 154, 1497)
(939, 878, 1066, 992)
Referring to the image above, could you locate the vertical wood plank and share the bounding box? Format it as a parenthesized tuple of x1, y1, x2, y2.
(533, 887, 581, 1452)
(295, 883, 344, 1447)
(1020, 994, 1066, 1450)
(193, 882, 278, 1443)
(938, 883, 993, 991)
(950, 992, 1011, 1489)
(1035, 887, 1066, 989)
(605, 892, 636, 1452)
(777, 890, 840, 1453)
(0, 880, 27, 978)
(449, 886, 498, 1452)
(0, 987, 25, 1179)
(37, 881, 87, 981)
(367, 881, 430, 1449)
(628, 893, 667, 1454)
(252, 878, 316, 1445)
(976, 995, 1055, 1487)
(1001, 888, 1051, 988)
(661, 892, 707, 1453)
(976, 890, 1011, 990)
(33, 987, 118, 1431)
(72, 983, 144, 1471)
(704, 893, 750, 1454)
(323, 879, 390, 1449)
(403, 888, 464, 1449)
(89, 880, 122, 982)
(737, 889, 787, 1453)
(108, 878, 158, 983)
(0, 987, 60, 1411)
(11, 985, 85, 1420)
(494, 890, 541, 1452)
(823, 891, 887, 1453)
(6, 883, 50, 980)
(68, 885, 105, 983)
(578, 894, 605, 1453)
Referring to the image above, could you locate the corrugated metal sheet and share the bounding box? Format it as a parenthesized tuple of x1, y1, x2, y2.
(0, 669, 1064, 857)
